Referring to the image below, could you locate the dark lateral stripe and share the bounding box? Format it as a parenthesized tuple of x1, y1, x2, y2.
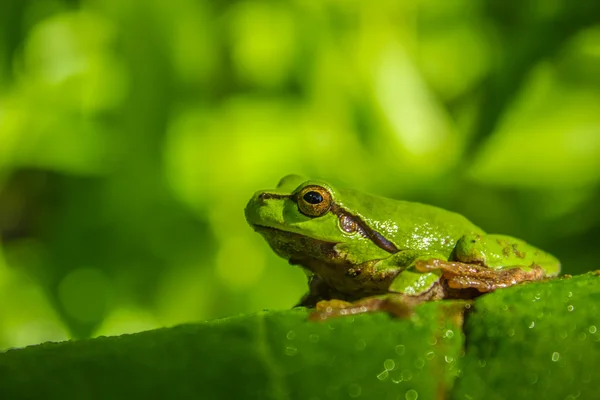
(331, 204, 399, 254)
(369, 230, 400, 253)
(259, 193, 291, 200)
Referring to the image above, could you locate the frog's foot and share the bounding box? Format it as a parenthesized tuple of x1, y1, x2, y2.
(309, 295, 412, 321)
(415, 258, 545, 293)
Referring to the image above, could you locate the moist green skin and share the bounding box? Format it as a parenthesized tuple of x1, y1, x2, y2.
(245, 175, 561, 304)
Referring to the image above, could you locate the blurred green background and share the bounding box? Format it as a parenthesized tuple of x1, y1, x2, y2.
(1, 0, 600, 349)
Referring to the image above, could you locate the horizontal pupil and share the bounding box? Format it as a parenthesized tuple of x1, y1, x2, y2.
(303, 191, 323, 204)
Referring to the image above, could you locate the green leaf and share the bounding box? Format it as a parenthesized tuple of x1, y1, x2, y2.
(0, 302, 463, 400)
(1, 273, 599, 400)
(453, 272, 600, 400)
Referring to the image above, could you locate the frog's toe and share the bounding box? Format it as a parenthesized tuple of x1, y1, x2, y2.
(314, 299, 353, 312)
(416, 258, 483, 275)
(310, 298, 381, 321)
(309, 296, 412, 321)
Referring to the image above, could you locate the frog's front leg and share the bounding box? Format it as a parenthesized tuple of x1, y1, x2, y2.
(309, 251, 448, 320)
(416, 234, 559, 293)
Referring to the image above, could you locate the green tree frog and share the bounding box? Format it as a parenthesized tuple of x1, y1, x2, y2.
(245, 175, 560, 319)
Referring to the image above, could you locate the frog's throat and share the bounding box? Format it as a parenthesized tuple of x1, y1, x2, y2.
(251, 225, 342, 264)
(257, 192, 399, 255)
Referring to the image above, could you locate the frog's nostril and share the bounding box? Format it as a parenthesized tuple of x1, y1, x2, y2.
(258, 193, 270, 203)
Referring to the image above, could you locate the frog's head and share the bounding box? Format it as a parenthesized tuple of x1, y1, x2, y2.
(245, 174, 397, 269)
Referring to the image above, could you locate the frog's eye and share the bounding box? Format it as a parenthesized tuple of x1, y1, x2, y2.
(297, 185, 332, 217)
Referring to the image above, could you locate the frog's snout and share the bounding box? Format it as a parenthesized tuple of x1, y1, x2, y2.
(245, 191, 287, 226)
(246, 191, 273, 210)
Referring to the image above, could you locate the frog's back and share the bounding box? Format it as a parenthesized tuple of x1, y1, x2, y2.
(337, 189, 483, 254)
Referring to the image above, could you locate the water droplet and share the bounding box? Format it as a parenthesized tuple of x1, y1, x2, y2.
(427, 337, 438, 345)
(405, 389, 418, 400)
(377, 370, 389, 381)
(395, 344, 406, 355)
(444, 330, 454, 339)
(507, 328, 515, 337)
(559, 331, 568, 340)
(285, 346, 298, 356)
(401, 370, 412, 381)
(567, 305, 574, 312)
(564, 391, 581, 400)
(529, 321, 535, 329)
(286, 330, 296, 340)
(355, 339, 367, 351)
(309, 334, 319, 343)
(445, 355, 454, 364)
(501, 305, 509, 311)
(384, 359, 396, 371)
(551, 352, 560, 362)
(568, 291, 573, 298)
(425, 351, 435, 360)
(478, 359, 487, 368)
(529, 373, 538, 384)
(348, 383, 362, 398)
(577, 332, 587, 341)
(589, 325, 597, 334)
(414, 358, 425, 369)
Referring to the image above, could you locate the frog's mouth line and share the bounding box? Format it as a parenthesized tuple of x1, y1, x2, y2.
(250, 222, 397, 258)
(250, 224, 340, 247)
